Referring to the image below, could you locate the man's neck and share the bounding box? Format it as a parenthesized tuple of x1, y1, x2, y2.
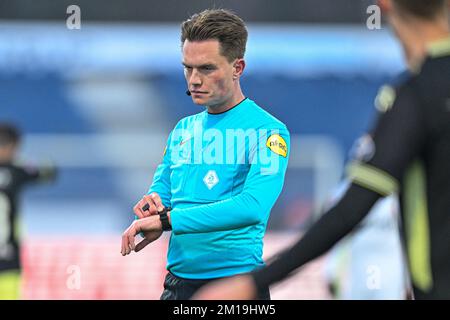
(207, 89, 245, 114)
(400, 17, 450, 70)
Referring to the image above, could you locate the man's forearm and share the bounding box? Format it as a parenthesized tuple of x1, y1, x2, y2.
(169, 191, 269, 235)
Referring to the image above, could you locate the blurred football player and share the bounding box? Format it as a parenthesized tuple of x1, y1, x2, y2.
(0, 123, 57, 299)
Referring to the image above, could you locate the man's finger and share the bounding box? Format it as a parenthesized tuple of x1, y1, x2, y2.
(149, 193, 164, 212)
(133, 200, 146, 219)
(142, 194, 159, 215)
(139, 198, 155, 217)
(128, 232, 135, 252)
(122, 223, 136, 255)
(128, 223, 140, 253)
(121, 233, 128, 256)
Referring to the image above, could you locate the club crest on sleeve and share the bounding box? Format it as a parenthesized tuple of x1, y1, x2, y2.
(266, 134, 288, 157)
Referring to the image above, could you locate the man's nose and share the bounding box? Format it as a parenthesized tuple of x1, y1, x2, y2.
(189, 69, 202, 86)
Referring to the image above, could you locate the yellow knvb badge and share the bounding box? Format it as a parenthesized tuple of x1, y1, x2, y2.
(266, 134, 288, 157)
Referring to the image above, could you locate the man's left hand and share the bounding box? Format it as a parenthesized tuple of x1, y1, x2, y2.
(121, 216, 163, 256)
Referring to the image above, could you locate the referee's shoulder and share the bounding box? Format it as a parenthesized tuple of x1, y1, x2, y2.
(173, 111, 205, 129)
(247, 99, 289, 133)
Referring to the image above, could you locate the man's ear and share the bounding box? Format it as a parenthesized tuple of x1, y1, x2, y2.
(233, 59, 245, 79)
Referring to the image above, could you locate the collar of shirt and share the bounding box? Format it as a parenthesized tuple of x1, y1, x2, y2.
(427, 36, 450, 58)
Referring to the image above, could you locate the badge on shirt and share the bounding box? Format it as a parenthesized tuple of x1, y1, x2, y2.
(203, 170, 219, 190)
(375, 85, 396, 113)
(266, 134, 288, 157)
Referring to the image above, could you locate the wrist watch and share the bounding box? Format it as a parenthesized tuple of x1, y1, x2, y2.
(159, 207, 172, 231)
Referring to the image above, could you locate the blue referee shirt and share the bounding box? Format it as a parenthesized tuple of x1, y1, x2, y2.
(148, 97, 290, 279)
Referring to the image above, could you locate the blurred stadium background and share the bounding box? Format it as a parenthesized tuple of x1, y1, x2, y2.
(1, 0, 405, 299)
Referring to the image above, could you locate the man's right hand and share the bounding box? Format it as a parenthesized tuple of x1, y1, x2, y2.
(133, 192, 165, 218)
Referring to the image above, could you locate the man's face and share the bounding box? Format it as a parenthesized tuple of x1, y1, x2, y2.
(0, 143, 17, 163)
(182, 39, 238, 108)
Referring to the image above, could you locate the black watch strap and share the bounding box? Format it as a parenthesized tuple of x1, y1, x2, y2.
(159, 207, 172, 231)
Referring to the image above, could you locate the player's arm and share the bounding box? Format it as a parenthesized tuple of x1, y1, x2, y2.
(251, 82, 426, 292)
(169, 126, 290, 235)
(18, 162, 57, 184)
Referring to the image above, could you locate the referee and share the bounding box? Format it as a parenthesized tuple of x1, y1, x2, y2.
(193, 0, 450, 300)
(121, 9, 290, 300)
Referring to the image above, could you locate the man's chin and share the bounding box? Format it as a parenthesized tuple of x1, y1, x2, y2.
(191, 97, 208, 105)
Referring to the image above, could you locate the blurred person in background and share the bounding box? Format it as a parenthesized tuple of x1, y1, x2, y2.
(323, 179, 407, 300)
(120, 9, 290, 300)
(0, 123, 57, 299)
(323, 135, 408, 300)
(193, 0, 450, 300)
